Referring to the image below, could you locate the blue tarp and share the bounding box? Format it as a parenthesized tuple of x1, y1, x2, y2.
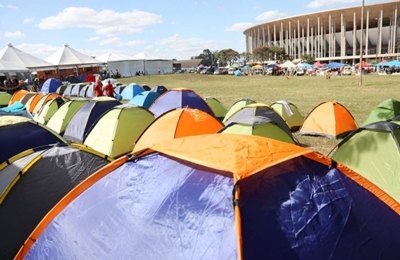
(325, 62, 346, 69)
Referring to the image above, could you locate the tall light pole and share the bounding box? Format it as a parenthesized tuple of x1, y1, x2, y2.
(359, 0, 365, 86)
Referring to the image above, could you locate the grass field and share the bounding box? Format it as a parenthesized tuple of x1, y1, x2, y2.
(118, 73, 400, 155)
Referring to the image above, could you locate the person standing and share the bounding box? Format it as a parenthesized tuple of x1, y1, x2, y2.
(104, 80, 114, 97)
(94, 79, 103, 97)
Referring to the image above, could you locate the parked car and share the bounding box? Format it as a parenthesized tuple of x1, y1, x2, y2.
(266, 64, 283, 75)
(342, 66, 352, 75)
(295, 67, 305, 76)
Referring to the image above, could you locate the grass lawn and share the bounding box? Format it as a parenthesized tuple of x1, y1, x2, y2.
(119, 73, 400, 155)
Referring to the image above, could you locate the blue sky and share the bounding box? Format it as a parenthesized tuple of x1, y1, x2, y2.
(0, 0, 385, 60)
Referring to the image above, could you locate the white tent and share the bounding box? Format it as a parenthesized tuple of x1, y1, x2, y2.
(280, 60, 296, 68)
(45, 44, 103, 69)
(0, 43, 53, 69)
(96, 52, 132, 63)
(0, 60, 29, 73)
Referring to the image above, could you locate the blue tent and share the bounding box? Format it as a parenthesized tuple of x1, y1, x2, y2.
(298, 62, 312, 69)
(120, 83, 144, 100)
(19, 134, 400, 259)
(325, 62, 346, 69)
(64, 98, 121, 143)
(385, 60, 400, 67)
(149, 88, 214, 117)
(128, 91, 160, 109)
(41, 78, 63, 93)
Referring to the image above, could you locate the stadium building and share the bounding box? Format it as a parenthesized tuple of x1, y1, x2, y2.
(243, 1, 400, 63)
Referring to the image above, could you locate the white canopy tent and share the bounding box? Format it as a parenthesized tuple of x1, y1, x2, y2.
(45, 44, 103, 69)
(0, 43, 53, 69)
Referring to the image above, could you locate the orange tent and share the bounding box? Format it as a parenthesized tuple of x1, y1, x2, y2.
(300, 100, 358, 138)
(32, 93, 62, 115)
(8, 89, 29, 105)
(17, 134, 400, 260)
(133, 108, 223, 153)
(24, 93, 44, 113)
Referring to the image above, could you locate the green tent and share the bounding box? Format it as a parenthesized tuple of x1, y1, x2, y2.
(332, 121, 400, 202)
(33, 97, 65, 125)
(0, 92, 11, 108)
(270, 100, 304, 131)
(363, 99, 400, 126)
(46, 99, 89, 134)
(223, 98, 256, 123)
(84, 104, 155, 159)
(204, 97, 227, 121)
(220, 122, 295, 144)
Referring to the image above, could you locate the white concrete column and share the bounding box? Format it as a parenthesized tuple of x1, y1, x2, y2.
(341, 13, 346, 57)
(307, 18, 310, 54)
(353, 12, 357, 57)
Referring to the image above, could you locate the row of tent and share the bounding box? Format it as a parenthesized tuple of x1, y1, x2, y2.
(41, 77, 168, 102)
(1, 87, 400, 258)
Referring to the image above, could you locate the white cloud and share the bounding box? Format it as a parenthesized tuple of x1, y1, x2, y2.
(87, 36, 100, 42)
(156, 34, 214, 54)
(4, 31, 24, 38)
(15, 43, 59, 59)
(255, 10, 288, 22)
(23, 17, 35, 24)
(98, 36, 145, 47)
(0, 4, 17, 9)
(307, 0, 358, 8)
(226, 23, 253, 32)
(38, 7, 162, 36)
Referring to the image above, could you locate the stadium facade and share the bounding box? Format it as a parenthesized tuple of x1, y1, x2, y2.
(243, 1, 400, 63)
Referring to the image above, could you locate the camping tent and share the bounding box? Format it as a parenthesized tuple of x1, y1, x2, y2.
(151, 85, 168, 94)
(46, 99, 89, 134)
(204, 97, 227, 121)
(299, 101, 358, 139)
(223, 98, 256, 123)
(64, 97, 121, 143)
(270, 100, 304, 131)
(133, 108, 223, 153)
(24, 93, 44, 113)
(70, 83, 86, 97)
(332, 120, 400, 202)
(120, 83, 144, 100)
(33, 97, 65, 125)
(8, 89, 29, 105)
(149, 88, 214, 117)
(41, 78, 63, 93)
(0, 144, 109, 259)
(223, 103, 293, 140)
(0, 92, 11, 108)
(220, 122, 295, 144)
(17, 134, 400, 259)
(128, 91, 160, 109)
(84, 105, 155, 158)
(0, 116, 65, 165)
(362, 99, 400, 126)
(32, 93, 62, 115)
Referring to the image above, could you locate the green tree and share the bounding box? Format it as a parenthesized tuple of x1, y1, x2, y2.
(216, 48, 239, 66)
(301, 54, 315, 64)
(252, 46, 271, 62)
(196, 49, 217, 66)
(269, 46, 287, 61)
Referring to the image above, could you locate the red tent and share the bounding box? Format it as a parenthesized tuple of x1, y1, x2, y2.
(355, 60, 371, 68)
(313, 61, 324, 68)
